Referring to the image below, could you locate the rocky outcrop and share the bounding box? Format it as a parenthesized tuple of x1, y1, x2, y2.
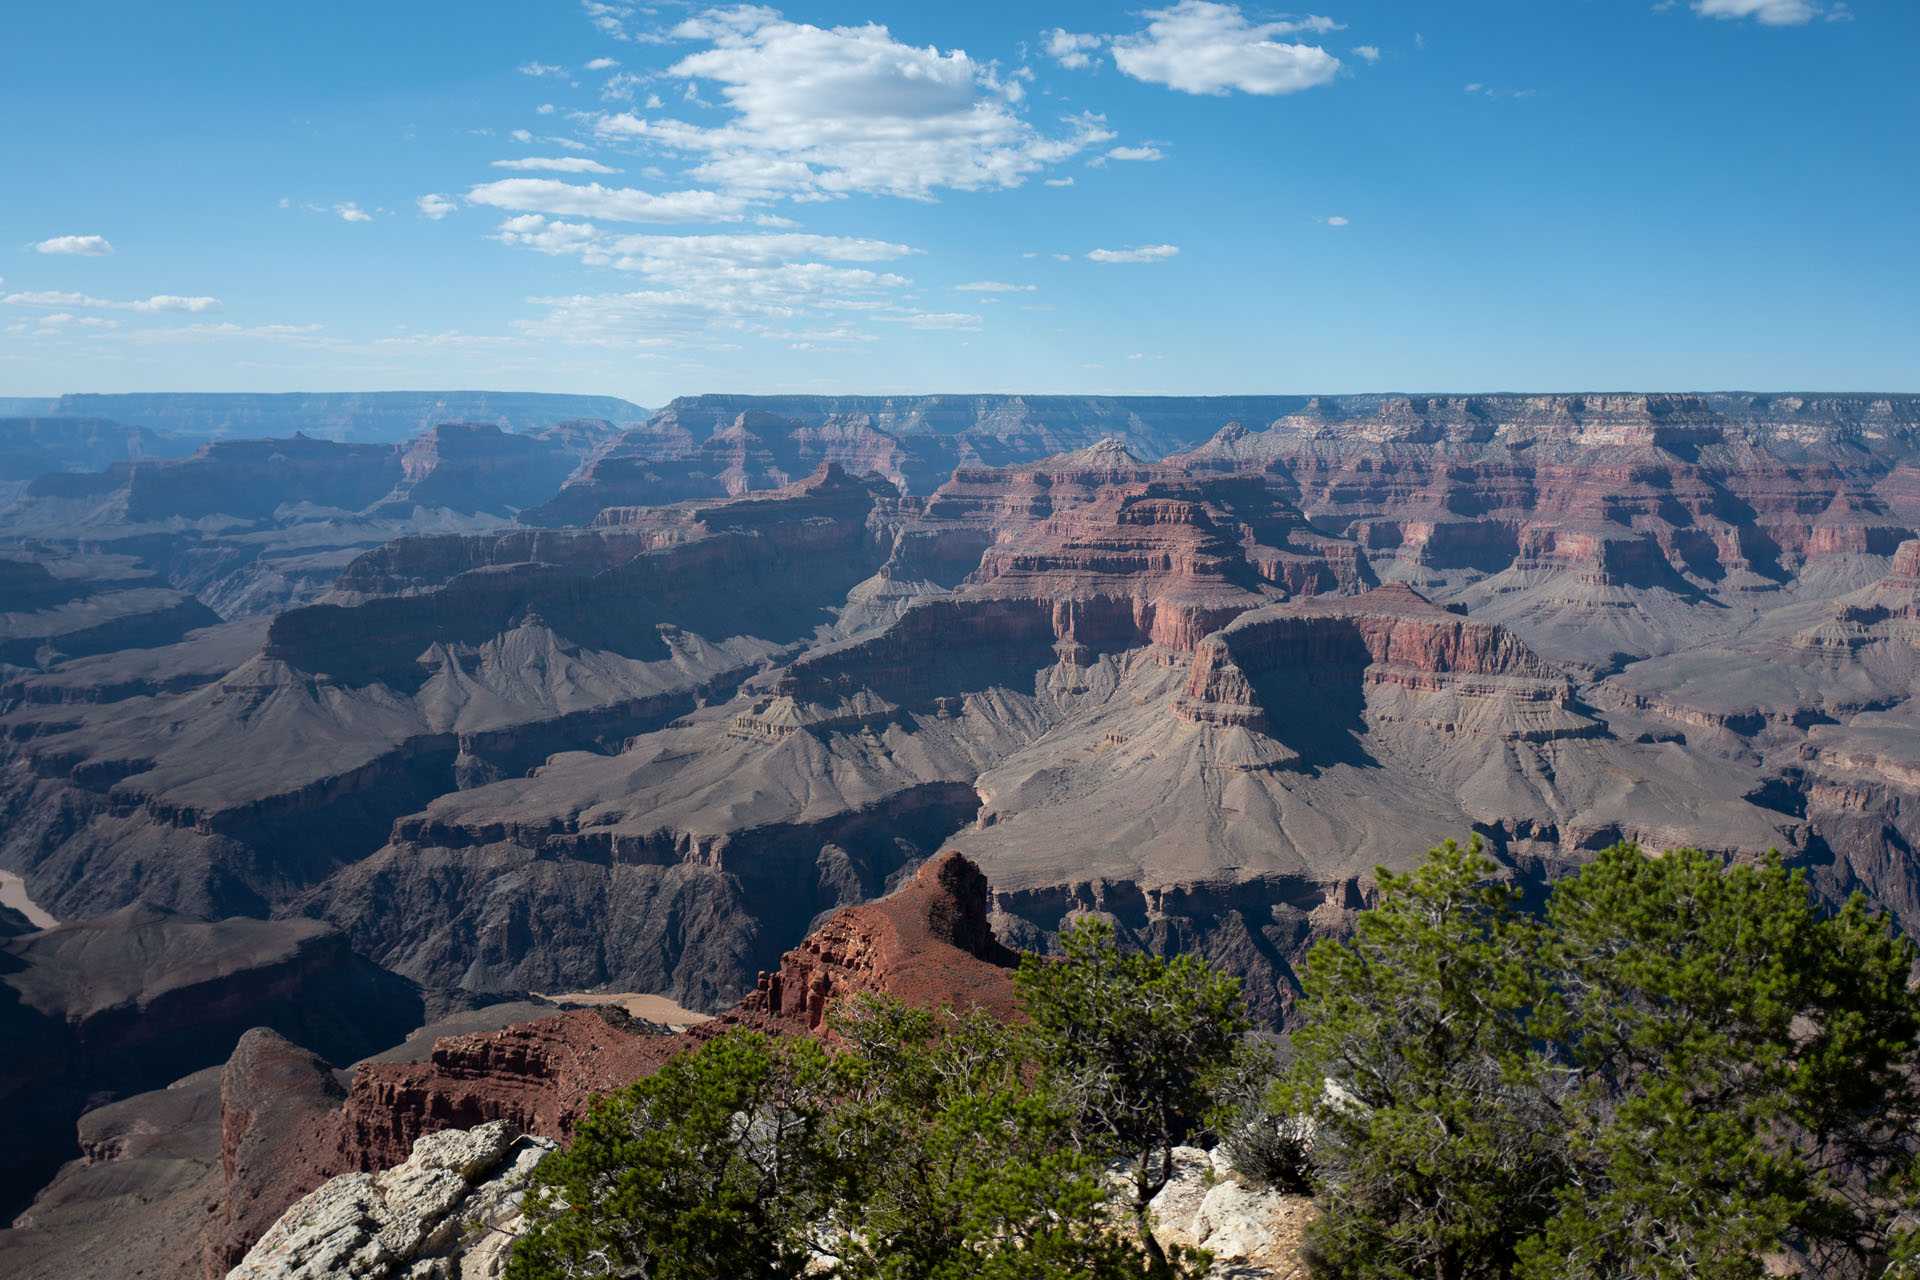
(741, 849, 1019, 1029)
(198, 852, 1019, 1271)
(1144, 1146, 1313, 1280)
(227, 1120, 553, 1280)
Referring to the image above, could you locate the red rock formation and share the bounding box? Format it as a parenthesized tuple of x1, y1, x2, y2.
(740, 849, 1019, 1029)
(205, 1029, 349, 1279)
(203, 851, 1018, 1275)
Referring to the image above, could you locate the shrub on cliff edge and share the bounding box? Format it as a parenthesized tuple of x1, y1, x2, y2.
(1281, 837, 1920, 1280)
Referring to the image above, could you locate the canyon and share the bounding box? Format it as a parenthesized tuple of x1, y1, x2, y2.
(6, 390, 1920, 1275)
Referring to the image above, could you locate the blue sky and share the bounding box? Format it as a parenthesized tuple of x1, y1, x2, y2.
(2, 0, 1914, 399)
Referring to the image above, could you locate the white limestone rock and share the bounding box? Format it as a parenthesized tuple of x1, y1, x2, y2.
(228, 1119, 555, 1280)
(1140, 1144, 1315, 1280)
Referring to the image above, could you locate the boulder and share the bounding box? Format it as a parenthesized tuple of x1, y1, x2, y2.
(226, 1119, 553, 1280)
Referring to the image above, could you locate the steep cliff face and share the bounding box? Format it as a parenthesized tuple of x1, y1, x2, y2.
(0, 910, 421, 1220)
(0, 553, 222, 670)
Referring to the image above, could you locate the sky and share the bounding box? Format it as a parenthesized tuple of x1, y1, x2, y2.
(2, 0, 1915, 400)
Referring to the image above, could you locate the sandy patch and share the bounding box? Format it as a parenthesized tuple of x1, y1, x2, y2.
(0, 870, 58, 929)
(536, 991, 714, 1029)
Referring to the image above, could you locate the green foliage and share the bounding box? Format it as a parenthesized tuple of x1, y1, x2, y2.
(1018, 917, 1250, 1271)
(827, 995, 1181, 1280)
(1280, 836, 1558, 1280)
(1284, 837, 1920, 1280)
(505, 1029, 841, 1280)
(509, 921, 1250, 1280)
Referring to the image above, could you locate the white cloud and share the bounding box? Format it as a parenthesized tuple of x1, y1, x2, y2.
(491, 156, 622, 173)
(336, 203, 373, 222)
(1051, 252, 1072, 261)
(888, 312, 981, 330)
(1044, 177, 1075, 187)
(417, 193, 458, 220)
(537, 103, 557, 115)
(519, 61, 566, 76)
(1086, 244, 1180, 263)
(1110, 2, 1342, 96)
(586, 57, 621, 70)
(32, 235, 114, 256)
(1106, 145, 1163, 162)
(1693, 0, 1822, 22)
(1324, 215, 1349, 226)
(956, 281, 1035, 292)
(602, 70, 646, 101)
(1352, 44, 1380, 62)
(494, 220, 940, 348)
(582, 1, 634, 40)
(467, 177, 749, 223)
(591, 10, 1111, 200)
(1045, 28, 1104, 70)
(3, 290, 222, 313)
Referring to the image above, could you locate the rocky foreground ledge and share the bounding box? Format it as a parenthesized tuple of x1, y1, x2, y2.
(228, 1127, 1310, 1279)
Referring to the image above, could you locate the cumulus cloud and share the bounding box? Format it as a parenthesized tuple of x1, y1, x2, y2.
(1044, 177, 1075, 187)
(336, 203, 373, 222)
(586, 57, 621, 70)
(1352, 44, 1380, 62)
(1324, 215, 1349, 226)
(1086, 244, 1180, 263)
(466, 177, 749, 223)
(490, 156, 622, 173)
(1110, 1, 1342, 96)
(955, 281, 1035, 292)
(1106, 145, 1163, 162)
(1693, 0, 1822, 21)
(590, 9, 1111, 200)
(417, 193, 458, 220)
(2, 290, 222, 312)
(1045, 28, 1104, 69)
(32, 235, 114, 256)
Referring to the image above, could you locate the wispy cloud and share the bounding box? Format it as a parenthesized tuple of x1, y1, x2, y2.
(519, 61, 566, 76)
(956, 281, 1036, 292)
(1692, 0, 1824, 22)
(417, 193, 457, 220)
(490, 156, 622, 174)
(1106, 145, 1164, 162)
(466, 178, 749, 223)
(3, 290, 222, 313)
(335, 203, 373, 222)
(1086, 244, 1180, 263)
